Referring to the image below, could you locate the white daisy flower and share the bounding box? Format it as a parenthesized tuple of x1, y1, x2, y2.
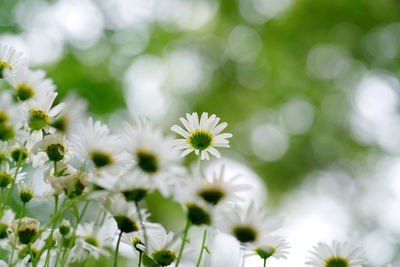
(5, 67, 55, 102)
(31, 134, 71, 168)
(246, 235, 290, 261)
(171, 112, 232, 160)
(75, 218, 116, 259)
(121, 222, 163, 253)
(0, 91, 24, 142)
(0, 209, 15, 240)
(13, 236, 46, 267)
(0, 141, 10, 163)
(123, 119, 181, 176)
(0, 44, 25, 78)
(70, 118, 132, 176)
(188, 165, 251, 206)
(104, 194, 148, 233)
(216, 202, 282, 244)
(145, 223, 183, 267)
(306, 241, 366, 267)
(24, 91, 65, 141)
(95, 170, 155, 202)
(43, 161, 90, 197)
(51, 92, 88, 137)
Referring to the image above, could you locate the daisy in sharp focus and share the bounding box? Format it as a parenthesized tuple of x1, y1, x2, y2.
(171, 112, 232, 160)
(306, 241, 366, 267)
(0, 45, 25, 79)
(5, 67, 55, 102)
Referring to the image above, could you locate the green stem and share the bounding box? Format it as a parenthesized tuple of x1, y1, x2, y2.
(263, 258, 266, 267)
(54, 161, 57, 174)
(138, 251, 142, 267)
(175, 218, 191, 267)
(54, 236, 64, 267)
(197, 150, 202, 177)
(114, 230, 123, 267)
(27, 244, 35, 266)
(0, 188, 3, 205)
(195, 229, 208, 267)
(135, 201, 148, 253)
(43, 196, 59, 267)
(3, 157, 23, 210)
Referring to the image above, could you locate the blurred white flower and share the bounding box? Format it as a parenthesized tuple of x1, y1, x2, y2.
(306, 241, 366, 267)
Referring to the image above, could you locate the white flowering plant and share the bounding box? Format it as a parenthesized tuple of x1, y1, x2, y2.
(0, 45, 367, 267)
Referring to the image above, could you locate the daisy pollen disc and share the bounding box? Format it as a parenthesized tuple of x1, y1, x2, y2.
(28, 109, 50, 130)
(136, 150, 158, 173)
(45, 143, 66, 162)
(0, 172, 13, 187)
(152, 249, 177, 266)
(188, 129, 213, 150)
(197, 187, 225, 206)
(84, 236, 99, 247)
(90, 151, 113, 168)
(0, 223, 8, 238)
(0, 123, 14, 141)
(0, 110, 8, 123)
(255, 246, 275, 259)
(0, 61, 12, 78)
(16, 84, 35, 101)
(186, 203, 211, 225)
(325, 257, 349, 267)
(114, 215, 138, 233)
(123, 188, 147, 202)
(233, 225, 258, 243)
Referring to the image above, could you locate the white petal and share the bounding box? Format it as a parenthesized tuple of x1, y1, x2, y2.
(207, 147, 221, 158)
(181, 148, 193, 157)
(212, 122, 228, 135)
(171, 125, 190, 138)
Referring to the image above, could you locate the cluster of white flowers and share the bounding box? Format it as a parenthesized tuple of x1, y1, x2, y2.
(0, 44, 369, 267)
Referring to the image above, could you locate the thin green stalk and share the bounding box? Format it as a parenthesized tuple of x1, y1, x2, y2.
(175, 218, 191, 267)
(43, 195, 59, 267)
(54, 161, 57, 174)
(0, 188, 3, 204)
(27, 244, 35, 266)
(60, 204, 80, 267)
(114, 230, 123, 267)
(263, 258, 266, 267)
(197, 150, 202, 177)
(54, 236, 64, 267)
(195, 229, 207, 267)
(138, 251, 142, 267)
(135, 201, 148, 253)
(9, 202, 26, 266)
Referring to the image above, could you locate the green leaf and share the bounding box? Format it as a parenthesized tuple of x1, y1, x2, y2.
(204, 246, 211, 254)
(142, 254, 160, 267)
(0, 247, 8, 262)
